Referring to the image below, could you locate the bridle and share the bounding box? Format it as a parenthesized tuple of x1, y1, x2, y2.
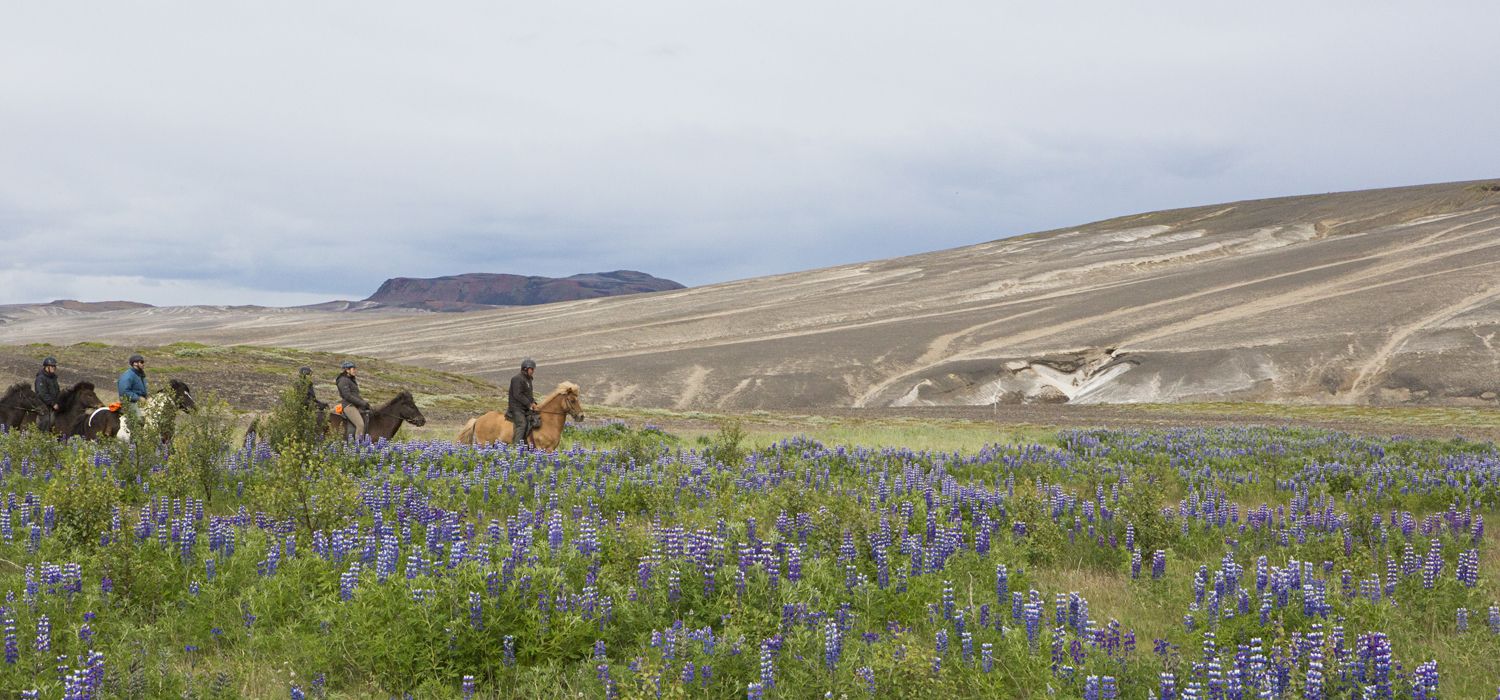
(534, 398, 582, 419)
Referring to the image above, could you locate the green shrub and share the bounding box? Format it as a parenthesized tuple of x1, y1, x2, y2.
(46, 449, 121, 549)
(165, 392, 237, 502)
(255, 377, 326, 453)
(703, 419, 747, 466)
(252, 440, 361, 538)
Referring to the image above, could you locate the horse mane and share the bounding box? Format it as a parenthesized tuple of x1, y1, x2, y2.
(539, 381, 580, 407)
(58, 381, 96, 410)
(377, 391, 414, 410)
(1, 382, 29, 403)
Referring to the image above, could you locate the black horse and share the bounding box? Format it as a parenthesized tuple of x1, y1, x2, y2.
(53, 382, 106, 438)
(0, 383, 49, 431)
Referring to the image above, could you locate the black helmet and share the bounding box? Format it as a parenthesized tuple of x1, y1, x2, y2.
(521, 358, 536, 370)
(341, 361, 356, 370)
(128, 354, 145, 364)
(299, 366, 312, 376)
(42, 356, 57, 367)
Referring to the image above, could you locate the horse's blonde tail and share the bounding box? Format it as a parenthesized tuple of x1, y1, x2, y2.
(456, 418, 477, 445)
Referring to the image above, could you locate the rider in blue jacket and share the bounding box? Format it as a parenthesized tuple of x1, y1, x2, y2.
(117, 354, 149, 403)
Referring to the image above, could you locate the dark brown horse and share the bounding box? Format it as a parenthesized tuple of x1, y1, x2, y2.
(327, 391, 426, 442)
(0, 383, 49, 431)
(53, 382, 105, 438)
(86, 379, 198, 441)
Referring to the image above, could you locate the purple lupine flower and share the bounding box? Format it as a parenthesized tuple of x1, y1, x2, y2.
(468, 592, 483, 630)
(291, 685, 305, 700)
(462, 675, 475, 699)
(1083, 676, 1101, 700)
(1411, 660, 1438, 700)
(2, 609, 16, 664)
(1458, 608, 1470, 632)
(759, 640, 774, 689)
(1423, 539, 1443, 589)
(1152, 550, 1167, 579)
(338, 563, 360, 601)
(547, 511, 564, 551)
(746, 681, 764, 700)
(33, 614, 48, 653)
(824, 619, 842, 670)
(1457, 549, 1480, 587)
(981, 642, 993, 673)
(1158, 671, 1176, 700)
(856, 665, 875, 695)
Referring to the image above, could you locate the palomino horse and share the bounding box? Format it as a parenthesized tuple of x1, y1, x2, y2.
(455, 382, 584, 450)
(327, 391, 427, 442)
(0, 383, 49, 431)
(52, 382, 105, 438)
(90, 379, 197, 441)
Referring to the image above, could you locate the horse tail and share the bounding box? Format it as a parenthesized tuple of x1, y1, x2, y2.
(456, 418, 477, 445)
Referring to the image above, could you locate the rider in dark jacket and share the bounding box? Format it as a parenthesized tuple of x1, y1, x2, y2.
(335, 361, 370, 438)
(507, 358, 538, 447)
(300, 367, 328, 410)
(34, 357, 61, 432)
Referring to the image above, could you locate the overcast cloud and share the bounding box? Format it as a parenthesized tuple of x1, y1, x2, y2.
(2, 1, 1497, 306)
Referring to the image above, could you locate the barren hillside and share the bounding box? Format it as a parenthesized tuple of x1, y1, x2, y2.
(3, 180, 1499, 410)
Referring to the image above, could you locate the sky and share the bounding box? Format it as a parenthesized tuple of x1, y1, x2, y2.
(2, 1, 1498, 306)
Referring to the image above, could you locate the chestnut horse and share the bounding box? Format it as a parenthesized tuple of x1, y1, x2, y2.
(455, 381, 583, 450)
(327, 391, 427, 442)
(0, 383, 49, 431)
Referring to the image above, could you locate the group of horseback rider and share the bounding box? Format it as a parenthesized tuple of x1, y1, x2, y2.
(31, 353, 152, 432)
(301, 356, 539, 442)
(25, 353, 538, 443)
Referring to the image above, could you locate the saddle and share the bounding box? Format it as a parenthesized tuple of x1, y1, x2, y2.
(87, 403, 122, 427)
(333, 403, 365, 423)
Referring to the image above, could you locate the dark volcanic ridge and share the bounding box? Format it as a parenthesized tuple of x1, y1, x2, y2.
(364, 270, 685, 311)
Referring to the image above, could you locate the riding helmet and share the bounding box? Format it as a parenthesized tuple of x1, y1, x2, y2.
(341, 361, 356, 369)
(42, 356, 57, 367)
(521, 358, 536, 370)
(128, 354, 145, 364)
(299, 366, 312, 376)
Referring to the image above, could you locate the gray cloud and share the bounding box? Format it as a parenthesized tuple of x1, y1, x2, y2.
(2, 1, 1497, 305)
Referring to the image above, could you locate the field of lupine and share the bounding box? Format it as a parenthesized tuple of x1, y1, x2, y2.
(2, 412, 1500, 698)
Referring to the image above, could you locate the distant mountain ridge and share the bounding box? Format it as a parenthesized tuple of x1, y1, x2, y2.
(364, 270, 685, 311)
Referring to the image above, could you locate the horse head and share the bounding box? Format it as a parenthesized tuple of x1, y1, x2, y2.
(61, 382, 104, 411)
(169, 379, 197, 412)
(557, 382, 585, 422)
(383, 391, 427, 426)
(1, 383, 47, 414)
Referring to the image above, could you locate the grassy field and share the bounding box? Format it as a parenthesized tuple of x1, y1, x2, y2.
(3, 380, 1500, 697)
